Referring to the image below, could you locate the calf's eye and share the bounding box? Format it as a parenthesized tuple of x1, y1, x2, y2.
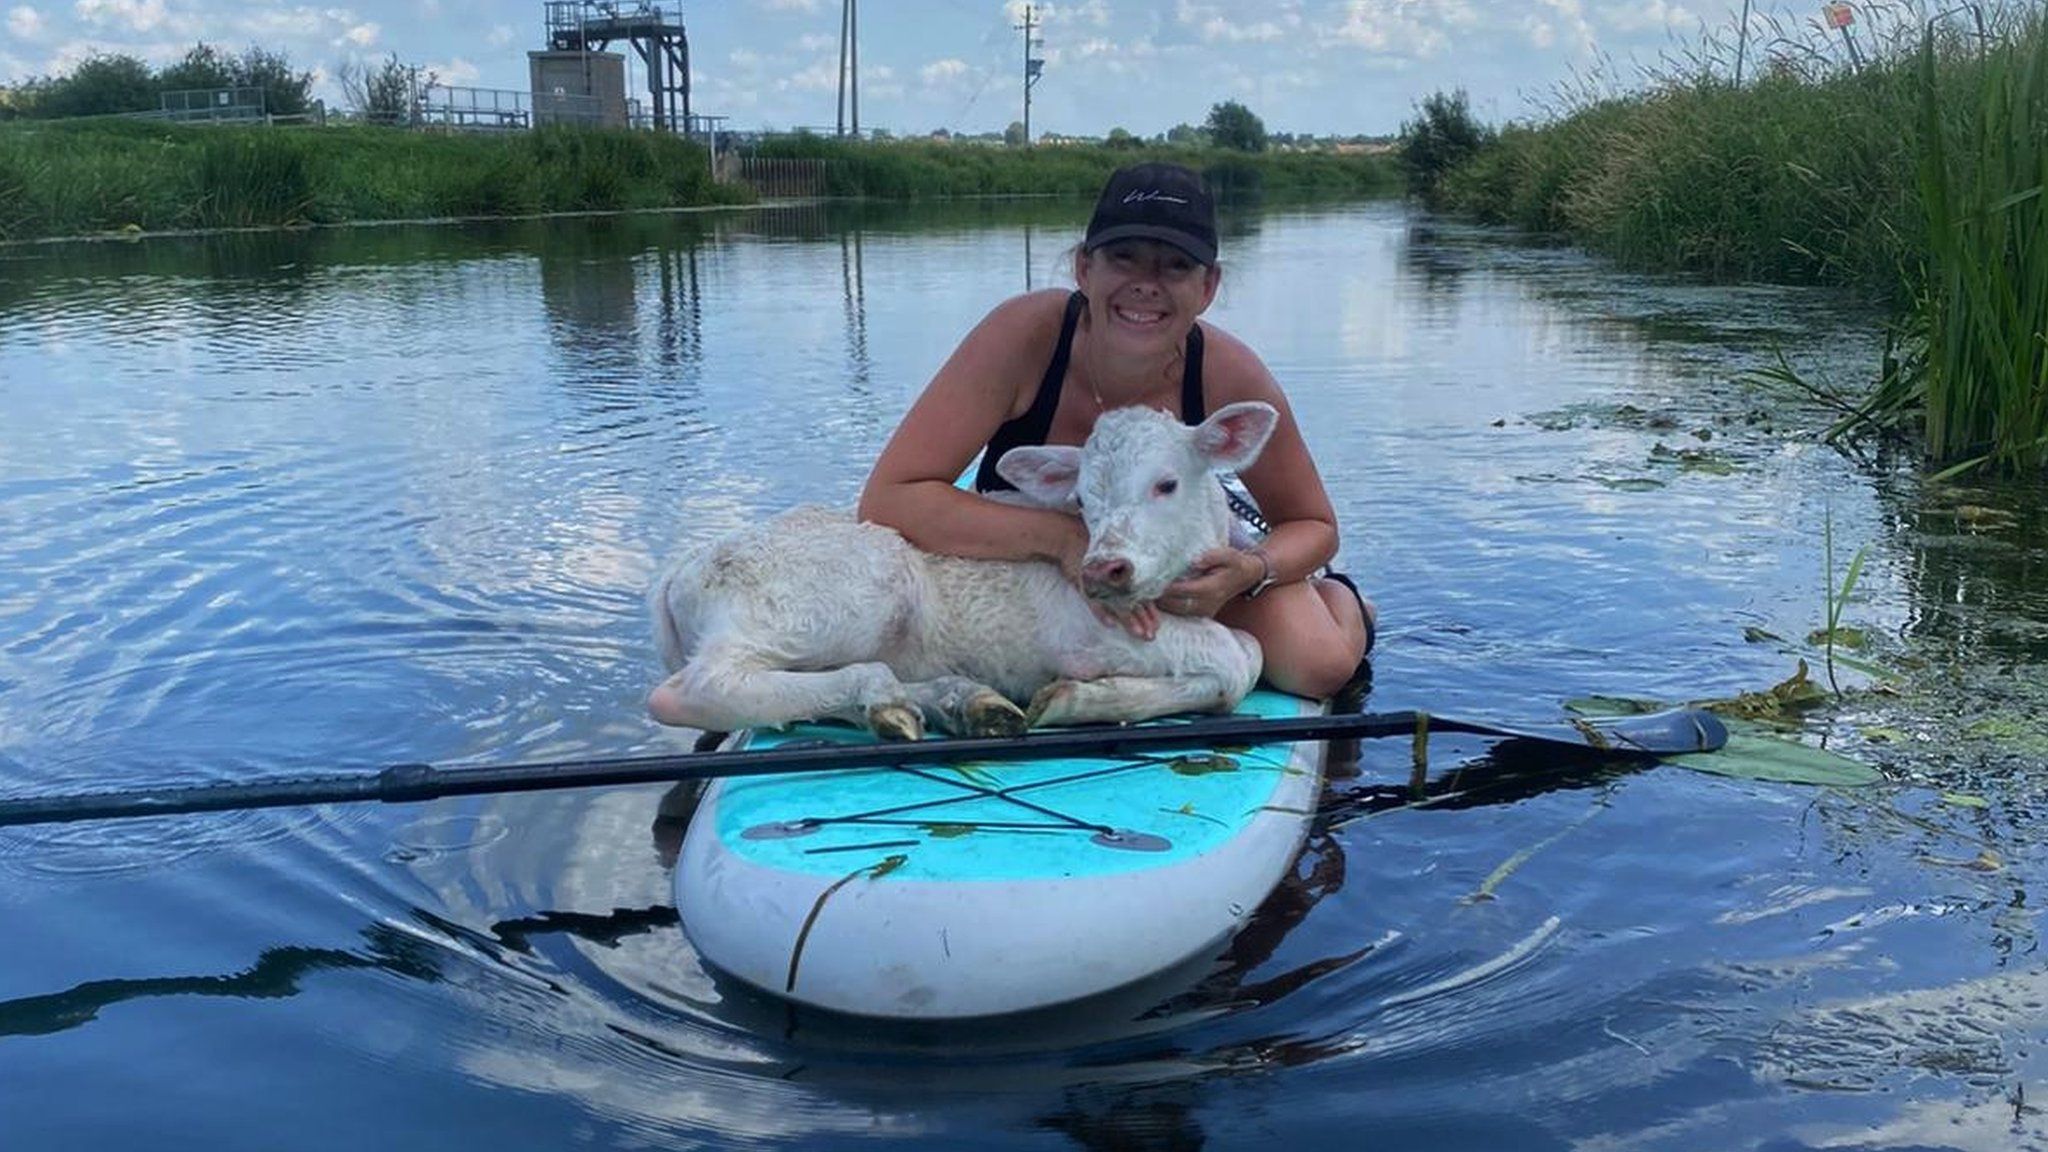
(1154, 479, 1179, 496)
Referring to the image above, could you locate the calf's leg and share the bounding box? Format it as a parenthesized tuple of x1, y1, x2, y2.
(901, 675, 1029, 738)
(1026, 673, 1243, 727)
(649, 654, 927, 741)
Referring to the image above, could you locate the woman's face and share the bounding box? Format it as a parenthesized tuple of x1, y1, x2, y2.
(1076, 239, 1221, 353)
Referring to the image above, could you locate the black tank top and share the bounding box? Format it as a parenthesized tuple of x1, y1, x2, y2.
(972, 291, 1207, 493)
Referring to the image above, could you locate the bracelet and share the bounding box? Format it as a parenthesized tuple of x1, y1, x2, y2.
(1242, 547, 1278, 599)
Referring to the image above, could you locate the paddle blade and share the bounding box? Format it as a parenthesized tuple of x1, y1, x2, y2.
(1431, 707, 1728, 756)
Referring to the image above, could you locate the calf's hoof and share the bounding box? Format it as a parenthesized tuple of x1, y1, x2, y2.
(965, 690, 1029, 738)
(1025, 681, 1079, 727)
(867, 702, 925, 742)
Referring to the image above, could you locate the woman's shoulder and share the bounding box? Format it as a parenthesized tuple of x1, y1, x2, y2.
(1195, 319, 1283, 402)
(981, 287, 1077, 332)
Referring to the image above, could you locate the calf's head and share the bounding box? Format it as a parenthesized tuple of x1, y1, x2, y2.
(997, 401, 1278, 609)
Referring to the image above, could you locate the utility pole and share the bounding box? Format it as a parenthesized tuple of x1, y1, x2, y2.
(837, 0, 859, 136)
(1016, 5, 1044, 145)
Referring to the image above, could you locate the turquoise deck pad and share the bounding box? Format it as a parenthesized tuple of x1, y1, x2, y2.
(715, 689, 1323, 881)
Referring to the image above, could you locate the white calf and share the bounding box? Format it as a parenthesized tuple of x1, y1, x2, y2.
(646, 402, 1276, 740)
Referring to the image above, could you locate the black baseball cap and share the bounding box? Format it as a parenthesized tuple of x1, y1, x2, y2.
(1083, 162, 1218, 265)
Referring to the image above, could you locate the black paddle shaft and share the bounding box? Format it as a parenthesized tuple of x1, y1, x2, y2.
(0, 707, 1726, 827)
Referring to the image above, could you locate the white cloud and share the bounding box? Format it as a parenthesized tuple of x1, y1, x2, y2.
(1534, 0, 1599, 55)
(423, 55, 479, 86)
(72, 0, 169, 33)
(754, 0, 819, 11)
(920, 57, 968, 84)
(1070, 0, 1111, 26)
(1322, 0, 1480, 57)
(1179, 0, 1301, 43)
(343, 22, 379, 48)
(1200, 17, 1290, 43)
(785, 56, 838, 93)
(1595, 0, 1694, 35)
(7, 5, 43, 39)
(486, 24, 515, 48)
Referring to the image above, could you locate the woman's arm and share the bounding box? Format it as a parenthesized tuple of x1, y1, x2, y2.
(857, 290, 1087, 573)
(1165, 325, 1341, 610)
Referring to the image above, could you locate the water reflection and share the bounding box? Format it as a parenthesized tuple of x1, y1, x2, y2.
(0, 921, 447, 1038)
(840, 228, 871, 395)
(9, 201, 2048, 1150)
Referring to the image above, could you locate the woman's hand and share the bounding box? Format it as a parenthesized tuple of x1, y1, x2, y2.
(1159, 547, 1262, 619)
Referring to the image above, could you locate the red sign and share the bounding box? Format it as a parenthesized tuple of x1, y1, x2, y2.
(1823, 2, 1855, 29)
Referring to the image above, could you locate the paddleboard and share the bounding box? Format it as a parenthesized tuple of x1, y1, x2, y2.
(675, 688, 1327, 1019)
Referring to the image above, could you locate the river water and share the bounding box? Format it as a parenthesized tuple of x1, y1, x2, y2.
(2, 199, 2044, 1150)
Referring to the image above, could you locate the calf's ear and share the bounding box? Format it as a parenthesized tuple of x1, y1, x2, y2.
(995, 445, 1084, 507)
(1194, 402, 1278, 472)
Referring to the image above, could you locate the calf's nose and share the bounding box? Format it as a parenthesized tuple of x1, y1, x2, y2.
(1082, 555, 1134, 593)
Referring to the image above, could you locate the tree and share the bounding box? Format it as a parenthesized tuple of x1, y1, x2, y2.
(1003, 119, 1026, 147)
(28, 53, 157, 118)
(1164, 121, 1205, 147)
(237, 46, 314, 117)
(1105, 126, 1140, 150)
(156, 43, 239, 95)
(1398, 88, 1494, 206)
(339, 54, 427, 125)
(1204, 100, 1267, 152)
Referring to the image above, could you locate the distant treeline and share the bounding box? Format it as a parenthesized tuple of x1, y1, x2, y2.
(1396, 4, 2048, 476)
(0, 44, 315, 120)
(745, 132, 1400, 201)
(0, 117, 1396, 244)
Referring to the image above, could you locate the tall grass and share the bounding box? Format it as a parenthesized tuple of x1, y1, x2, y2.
(0, 120, 744, 241)
(1898, 21, 2048, 474)
(1434, 2, 2048, 474)
(1441, 64, 1928, 285)
(747, 133, 1400, 201)
(0, 122, 1398, 244)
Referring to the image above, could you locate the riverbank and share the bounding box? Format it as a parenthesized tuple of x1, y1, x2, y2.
(1430, 9, 2048, 475)
(0, 120, 1400, 244)
(0, 119, 744, 241)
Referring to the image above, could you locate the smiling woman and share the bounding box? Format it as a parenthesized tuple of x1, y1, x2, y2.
(857, 160, 1374, 700)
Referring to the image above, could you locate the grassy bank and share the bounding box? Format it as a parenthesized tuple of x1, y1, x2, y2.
(1431, 7, 2048, 474)
(0, 119, 742, 241)
(749, 134, 1400, 201)
(0, 120, 1398, 244)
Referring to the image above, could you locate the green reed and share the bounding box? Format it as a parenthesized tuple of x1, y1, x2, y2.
(1896, 21, 2048, 475)
(1436, 4, 2048, 476)
(746, 134, 1399, 201)
(0, 120, 744, 241)
(1441, 64, 1929, 286)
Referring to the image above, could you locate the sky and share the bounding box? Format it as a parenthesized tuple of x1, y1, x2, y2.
(1, 1, 1877, 138)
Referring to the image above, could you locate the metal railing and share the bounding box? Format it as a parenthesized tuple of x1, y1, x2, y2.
(158, 87, 267, 123)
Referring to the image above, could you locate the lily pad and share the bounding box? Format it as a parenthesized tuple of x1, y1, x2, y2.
(1649, 442, 1738, 475)
(1168, 753, 1240, 776)
(1666, 721, 1884, 787)
(1699, 660, 1830, 721)
(1807, 626, 1869, 649)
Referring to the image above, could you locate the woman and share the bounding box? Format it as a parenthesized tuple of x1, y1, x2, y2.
(857, 161, 1373, 700)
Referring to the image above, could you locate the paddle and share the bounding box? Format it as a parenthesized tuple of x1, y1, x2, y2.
(0, 706, 1725, 828)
